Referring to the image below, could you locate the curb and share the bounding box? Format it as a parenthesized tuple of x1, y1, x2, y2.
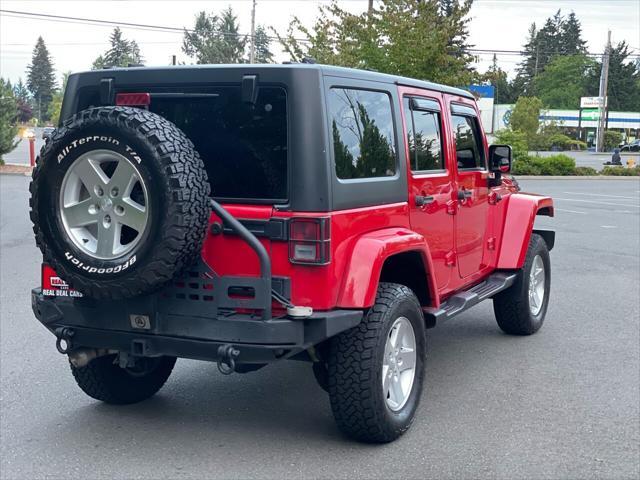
(0, 164, 33, 177)
(514, 175, 640, 180)
(0, 171, 32, 177)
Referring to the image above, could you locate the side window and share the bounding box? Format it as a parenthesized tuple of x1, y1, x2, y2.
(450, 114, 485, 170)
(403, 97, 444, 171)
(328, 88, 397, 180)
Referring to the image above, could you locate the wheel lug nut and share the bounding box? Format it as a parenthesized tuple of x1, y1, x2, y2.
(111, 187, 119, 197)
(94, 185, 104, 197)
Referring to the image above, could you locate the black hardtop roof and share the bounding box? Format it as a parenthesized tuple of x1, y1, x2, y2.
(72, 63, 474, 99)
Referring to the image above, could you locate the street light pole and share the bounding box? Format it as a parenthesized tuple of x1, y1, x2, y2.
(596, 30, 611, 153)
(249, 0, 256, 64)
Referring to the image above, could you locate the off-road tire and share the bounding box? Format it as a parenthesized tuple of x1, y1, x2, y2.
(493, 233, 551, 335)
(327, 283, 426, 443)
(70, 354, 176, 405)
(30, 106, 210, 299)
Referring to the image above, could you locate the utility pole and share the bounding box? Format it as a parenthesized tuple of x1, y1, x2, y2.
(596, 30, 611, 153)
(368, 0, 374, 15)
(249, 0, 256, 64)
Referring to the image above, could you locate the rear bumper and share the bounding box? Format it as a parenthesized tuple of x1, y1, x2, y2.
(31, 288, 362, 364)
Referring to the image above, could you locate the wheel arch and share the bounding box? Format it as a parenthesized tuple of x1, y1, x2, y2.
(336, 228, 438, 310)
(497, 193, 554, 270)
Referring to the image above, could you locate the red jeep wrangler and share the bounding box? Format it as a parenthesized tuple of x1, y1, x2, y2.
(30, 64, 554, 443)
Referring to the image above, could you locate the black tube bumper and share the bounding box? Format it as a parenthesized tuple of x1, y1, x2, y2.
(31, 288, 362, 364)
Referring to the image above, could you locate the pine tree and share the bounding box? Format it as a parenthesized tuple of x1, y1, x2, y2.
(13, 78, 30, 103)
(253, 26, 274, 63)
(13, 78, 33, 123)
(587, 41, 640, 111)
(482, 54, 514, 104)
(183, 7, 246, 64)
(534, 10, 563, 74)
(92, 28, 144, 69)
(0, 78, 19, 164)
(26, 36, 56, 122)
(560, 12, 586, 55)
(216, 7, 246, 63)
(513, 10, 587, 99)
(512, 23, 537, 97)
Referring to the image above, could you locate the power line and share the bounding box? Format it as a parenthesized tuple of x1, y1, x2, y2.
(0, 9, 308, 43)
(1, 9, 638, 60)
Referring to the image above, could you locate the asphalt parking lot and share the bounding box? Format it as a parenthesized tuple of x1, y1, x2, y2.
(1, 175, 638, 479)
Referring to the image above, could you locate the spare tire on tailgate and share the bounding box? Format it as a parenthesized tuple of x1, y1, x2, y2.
(30, 106, 211, 299)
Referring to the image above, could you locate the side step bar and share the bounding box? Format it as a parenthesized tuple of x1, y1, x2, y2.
(423, 271, 518, 326)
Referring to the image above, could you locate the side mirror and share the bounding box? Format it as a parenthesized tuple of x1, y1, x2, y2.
(489, 145, 512, 174)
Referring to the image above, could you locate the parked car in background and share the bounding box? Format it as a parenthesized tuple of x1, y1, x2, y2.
(42, 127, 55, 140)
(620, 139, 640, 152)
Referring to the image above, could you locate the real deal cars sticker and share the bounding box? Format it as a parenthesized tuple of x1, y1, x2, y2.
(41, 264, 83, 297)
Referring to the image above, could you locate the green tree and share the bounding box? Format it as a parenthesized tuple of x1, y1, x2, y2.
(481, 54, 515, 104)
(13, 78, 33, 123)
(183, 7, 246, 64)
(512, 23, 538, 97)
(603, 130, 623, 150)
(253, 26, 274, 63)
(509, 96, 542, 143)
(494, 129, 528, 161)
(560, 12, 587, 55)
(533, 54, 595, 108)
(587, 41, 640, 111)
(47, 72, 70, 126)
(513, 10, 587, 98)
(0, 78, 19, 164)
(92, 28, 144, 69)
(26, 36, 56, 122)
(275, 0, 476, 86)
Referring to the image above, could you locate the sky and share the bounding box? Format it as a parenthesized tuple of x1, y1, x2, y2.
(1, 0, 639, 87)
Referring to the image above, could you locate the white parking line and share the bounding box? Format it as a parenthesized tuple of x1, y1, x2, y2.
(601, 225, 617, 229)
(554, 197, 640, 208)
(555, 208, 586, 214)
(562, 191, 639, 200)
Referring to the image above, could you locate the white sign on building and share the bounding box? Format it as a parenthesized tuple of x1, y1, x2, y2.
(580, 96, 607, 109)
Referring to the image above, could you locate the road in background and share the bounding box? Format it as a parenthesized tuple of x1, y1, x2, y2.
(1, 176, 638, 479)
(3, 128, 45, 166)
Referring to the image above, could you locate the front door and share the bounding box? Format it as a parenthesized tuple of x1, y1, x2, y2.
(449, 104, 489, 278)
(402, 90, 455, 291)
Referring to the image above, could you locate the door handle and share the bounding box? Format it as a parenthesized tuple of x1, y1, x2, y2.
(457, 189, 472, 201)
(415, 195, 435, 207)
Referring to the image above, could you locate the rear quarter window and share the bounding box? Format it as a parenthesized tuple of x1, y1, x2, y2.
(328, 88, 397, 180)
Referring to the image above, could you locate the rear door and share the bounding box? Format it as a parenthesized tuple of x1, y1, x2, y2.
(400, 88, 454, 291)
(448, 102, 490, 278)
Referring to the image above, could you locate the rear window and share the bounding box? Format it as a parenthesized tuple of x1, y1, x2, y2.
(150, 86, 288, 201)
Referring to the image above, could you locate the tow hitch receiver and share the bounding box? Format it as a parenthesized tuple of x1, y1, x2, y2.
(54, 327, 75, 354)
(217, 344, 240, 375)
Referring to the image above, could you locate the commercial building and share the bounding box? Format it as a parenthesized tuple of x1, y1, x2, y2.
(468, 85, 640, 147)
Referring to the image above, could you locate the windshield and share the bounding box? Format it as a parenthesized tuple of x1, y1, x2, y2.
(150, 86, 288, 202)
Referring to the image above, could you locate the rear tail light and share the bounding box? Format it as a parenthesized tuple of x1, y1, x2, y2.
(289, 217, 331, 265)
(115, 92, 151, 107)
